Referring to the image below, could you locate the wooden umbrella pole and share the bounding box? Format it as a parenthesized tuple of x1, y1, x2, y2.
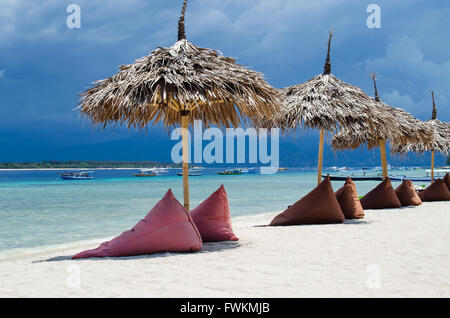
(431, 150, 435, 183)
(181, 111, 190, 211)
(317, 128, 325, 185)
(379, 138, 388, 179)
(430, 92, 436, 184)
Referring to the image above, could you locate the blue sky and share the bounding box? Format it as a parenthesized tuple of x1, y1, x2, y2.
(0, 0, 449, 162)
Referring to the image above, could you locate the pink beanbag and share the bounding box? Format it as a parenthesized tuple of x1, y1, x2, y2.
(72, 189, 202, 259)
(190, 185, 239, 242)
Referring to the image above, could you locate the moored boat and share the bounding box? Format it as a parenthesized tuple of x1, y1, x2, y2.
(153, 167, 169, 174)
(390, 169, 449, 182)
(389, 176, 435, 182)
(177, 168, 202, 176)
(324, 174, 382, 181)
(134, 169, 157, 177)
(60, 170, 94, 180)
(217, 168, 242, 175)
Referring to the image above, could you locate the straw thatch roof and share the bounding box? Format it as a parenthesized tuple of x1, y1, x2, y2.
(392, 92, 450, 154)
(279, 73, 378, 132)
(331, 73, 434, 150)
(78, 0, 280, 129)
(267, 32, 383, 136)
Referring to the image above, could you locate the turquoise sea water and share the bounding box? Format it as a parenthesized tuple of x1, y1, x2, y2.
(0, 168, 431, 256)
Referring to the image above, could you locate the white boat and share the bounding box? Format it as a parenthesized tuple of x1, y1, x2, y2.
(134, 167, 171, 177)
(177, 168, 202, 176)
(134, 168, 157, 177)
(152, 167, 169, 174)
(390, 169, 449, 182)
(425, 169, 449, 177)
(372, 164, 392, 172)
(60, 170, 94, 180)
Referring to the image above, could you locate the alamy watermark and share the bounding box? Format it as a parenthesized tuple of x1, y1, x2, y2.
(65, 4, 380, 31)
(66, 264, 81, 289)
(66, 4, 81, 29)
(170, 120, 279, 174)
(366, 4, 381, 29)
(366, 264, 382, 289)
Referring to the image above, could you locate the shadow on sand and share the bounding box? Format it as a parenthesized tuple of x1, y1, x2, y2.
(35, 241, 242, 263)
(253, 219, 370, 227)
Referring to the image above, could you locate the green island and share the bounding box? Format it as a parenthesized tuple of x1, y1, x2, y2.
(0, 161, 181, 169)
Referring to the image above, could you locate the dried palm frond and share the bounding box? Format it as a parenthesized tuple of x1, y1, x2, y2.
(264, 31, 381, 135)
(278, 73, 379, 132)
(78, 0, 280, 130)
(392, 92, 450, 155)
(332, 104, 434, 150)
(331, 73, 434, 151)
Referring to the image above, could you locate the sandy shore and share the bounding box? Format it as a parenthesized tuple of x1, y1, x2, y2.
(0, 201, 449, 297)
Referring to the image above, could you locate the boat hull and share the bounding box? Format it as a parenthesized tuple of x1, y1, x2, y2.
(60, 176, 94, 180)
(323, 174, 382, 181)
(389, 176, 435, 182)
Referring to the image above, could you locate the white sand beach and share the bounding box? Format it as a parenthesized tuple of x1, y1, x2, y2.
(0, 201, 449, 298)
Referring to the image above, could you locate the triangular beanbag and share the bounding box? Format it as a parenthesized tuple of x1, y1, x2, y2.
(444, 173, 450, 191)
(395, 179, 422, 206)
(190, 185, 238, 242)
(418, 179, 450, 202)
(269, 175, 345, 226)
(335, 177, 364, 219)
(360, 178, 402, 210)
(72, 189, 202, 259)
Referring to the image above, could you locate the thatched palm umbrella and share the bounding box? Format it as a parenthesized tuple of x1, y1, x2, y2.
(276, 32, 388, 185)
(332, 73, 433, 179)
(393, 92, 450, 182)
(78, 0, 279, 211)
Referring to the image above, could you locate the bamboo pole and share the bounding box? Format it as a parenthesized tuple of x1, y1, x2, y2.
(430, 92, 436, 184)
(317, 128, 325, 185)
(431, 150, 435, 183)
(181, 113, 190, 211)
(379, 138, 388, 179)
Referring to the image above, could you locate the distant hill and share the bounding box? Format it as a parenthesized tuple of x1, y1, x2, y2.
(0, 132, 446, 167)
(0, 160, 179, 169)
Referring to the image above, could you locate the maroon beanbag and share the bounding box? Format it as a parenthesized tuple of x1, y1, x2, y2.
(72, 189, 202, 259)
(190, 185, 238, 242)
(444, 173, 450, 191)
(335, 177, 365, 219)
(360, 178, 402, 210)
(418, 179, 450, 202)
(395, 179, 422, 206)
(269, 175, 345, 226)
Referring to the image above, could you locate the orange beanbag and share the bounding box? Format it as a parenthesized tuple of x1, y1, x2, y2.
(72, 189, 202, 259)
(418, 179, 450, 202)
(444, 173, 450, 191)
(335, 177, 364, 219)
(360, 178, 402, 210)
(269, 175, 345, 226)
(190, 185, 238, 242)
(395, 179, 422, 206)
